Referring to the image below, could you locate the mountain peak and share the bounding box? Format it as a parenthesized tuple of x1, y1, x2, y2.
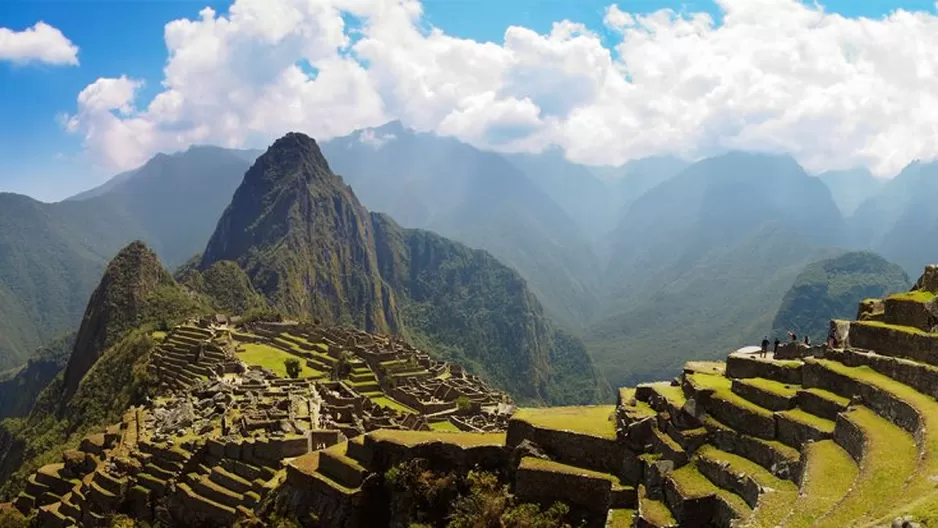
(60, 240, 174, 401)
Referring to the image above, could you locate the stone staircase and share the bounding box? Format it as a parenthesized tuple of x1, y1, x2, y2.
(149, 325, 228, 390)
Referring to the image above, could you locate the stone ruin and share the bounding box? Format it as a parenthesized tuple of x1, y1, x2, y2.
(10, 318, 511, 527)
(20, 267, 938, 527)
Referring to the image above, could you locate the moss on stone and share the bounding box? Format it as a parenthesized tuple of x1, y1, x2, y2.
(370, 429, 506, 448)
(512, 405, 617, 439)
(697, 445, 798, 528)
(777, 408, 835, 435)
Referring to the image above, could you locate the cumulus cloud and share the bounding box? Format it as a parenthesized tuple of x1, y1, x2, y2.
(0, 22, 78, 65)
(64, 0, 938, 177)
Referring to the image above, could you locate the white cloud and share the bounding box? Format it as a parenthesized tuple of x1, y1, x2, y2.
(0, 22, 78, 65)
(63, 0, 938, 178)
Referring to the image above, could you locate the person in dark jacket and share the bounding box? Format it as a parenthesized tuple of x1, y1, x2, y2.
(761, 337, 770, 358)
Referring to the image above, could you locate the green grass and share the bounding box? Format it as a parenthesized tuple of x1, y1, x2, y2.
(370, 429, 506, 448)
(237, 342, 321, 378)
(651, 383, 687, 408)
(810, 359, 938, 524)
(688, 373, 774, 418)
(151, 331, 167, 341)
(669, 463, 751, 519)
(778, 408, 835, 434)
(428, 420, 460, 432)
(737, 377, 799, 399)
(783, 440, 858, 528)
(856, 319, 934, 337)
(512, 405, 617, 439)
(607, 508, 636, 528)
(799, 387, 850, 407)
(887, 290, 936, 303)
(639, 485, 675, 527)
(696, 445, 797, 528)
(369, 396, 417, 414)
(519, 457, 618, 483)
(814, 406, 918, 527)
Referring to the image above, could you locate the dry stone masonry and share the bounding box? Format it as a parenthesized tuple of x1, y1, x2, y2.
(14, 264, 938, 527)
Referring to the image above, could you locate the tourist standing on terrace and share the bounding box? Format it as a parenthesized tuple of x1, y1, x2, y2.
(761, 337, 770, 358)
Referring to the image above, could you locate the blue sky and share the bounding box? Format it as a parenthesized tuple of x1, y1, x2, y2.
(1, 0, 937, 201)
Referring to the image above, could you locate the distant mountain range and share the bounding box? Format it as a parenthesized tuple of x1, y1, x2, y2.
(2, 121, 936, 396)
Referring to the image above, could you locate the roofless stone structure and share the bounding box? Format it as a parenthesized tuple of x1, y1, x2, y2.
(12, 265, 938, 527)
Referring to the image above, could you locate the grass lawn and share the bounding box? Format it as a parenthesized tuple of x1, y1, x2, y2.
(370, 429, 506, 447)
(783, 440, 858, 528)
(151, 331, 167, 340)
(639, 485, 675, 526)
(237, 343, 322, 378)
(779, 408, 835, 434)
(512, 405, 617, 439)
(887, 290, 936, 303)
(737, 377, 799, 399)
(519, 457, 617, 482)
(689, 373, 774, 418)
(815, 406, 917, 527)
(810, 359, 938, 524)
(429, 420, 460, 432)
(697, 445, 798, 527)
(369, 396, 417, 414)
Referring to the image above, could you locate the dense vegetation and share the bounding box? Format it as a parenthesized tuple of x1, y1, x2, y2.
(383, 459, 573, 528)
(201, 133, 604, 404)
(180, 259, 269, 315)
(0, 147, 255, 373)
(0, 241, 206, 498)
(772, 251, 910, 342)
(0, 333, 74, 421)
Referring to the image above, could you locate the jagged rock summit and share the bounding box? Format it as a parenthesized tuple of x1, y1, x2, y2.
(201, 131, 399, 334)
(61, 241, 174, 401)
(199, 131, 604, 405)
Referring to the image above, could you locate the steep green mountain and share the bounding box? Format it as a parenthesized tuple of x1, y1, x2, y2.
(179, 259, 269, 315)
(0, 241, 204, 495)
(202, 132, 604, 404)
(849, 160, 938, 276)
(817, 167, 885, 217)
(0, 334, 74, 421)
(591, 152, 847, 386)
(320, 122, 602, 328)
(0, 147, 254, 372)
(0, 193, 135, 371)
(772, 251, 910, 342)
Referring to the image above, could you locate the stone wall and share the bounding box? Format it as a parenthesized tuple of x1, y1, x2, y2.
(833, 413, 864, 463)
(884, 298, 938, 332)
(849, 322, 938, 366)
(506, 420, 624, 476)
(364, 436, 510, 475)
(514, 463, 612, 516)
(803, 361, 923, 442)
(725, 355, 802, 384)
(833, 348, 938, 401)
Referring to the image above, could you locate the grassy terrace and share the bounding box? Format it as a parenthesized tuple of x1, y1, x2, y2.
(783, 440, 858, 528)
(369, 396, 416, 414)
(688, 373, 774, 418)
(369, 430, 506, 448)
(237, 342, 323, 378)
(815, 407, 917, 528)
(697, 446, 797, 528)
(429, 420, 460, 432)
(670, 464, 751, 517)
(855, 319, 936, 337)
(648, 383, 687, 408)
(799, 387, 850, 407)
(511, 406, 617, 439)
(519, 457, 618, 483)
(887, 290, 937, 303)
(778, 408, 835, 435)
(737, 377, 799, 399)
(810, 359, 938, 522)
(639, 485, 675, 527)
(607, 508, 636, 528)
(619, 388, 656, 420)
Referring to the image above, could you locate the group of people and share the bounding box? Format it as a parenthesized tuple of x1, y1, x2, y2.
(757, 327, 840, 358)
(759, 331, 809, 358)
